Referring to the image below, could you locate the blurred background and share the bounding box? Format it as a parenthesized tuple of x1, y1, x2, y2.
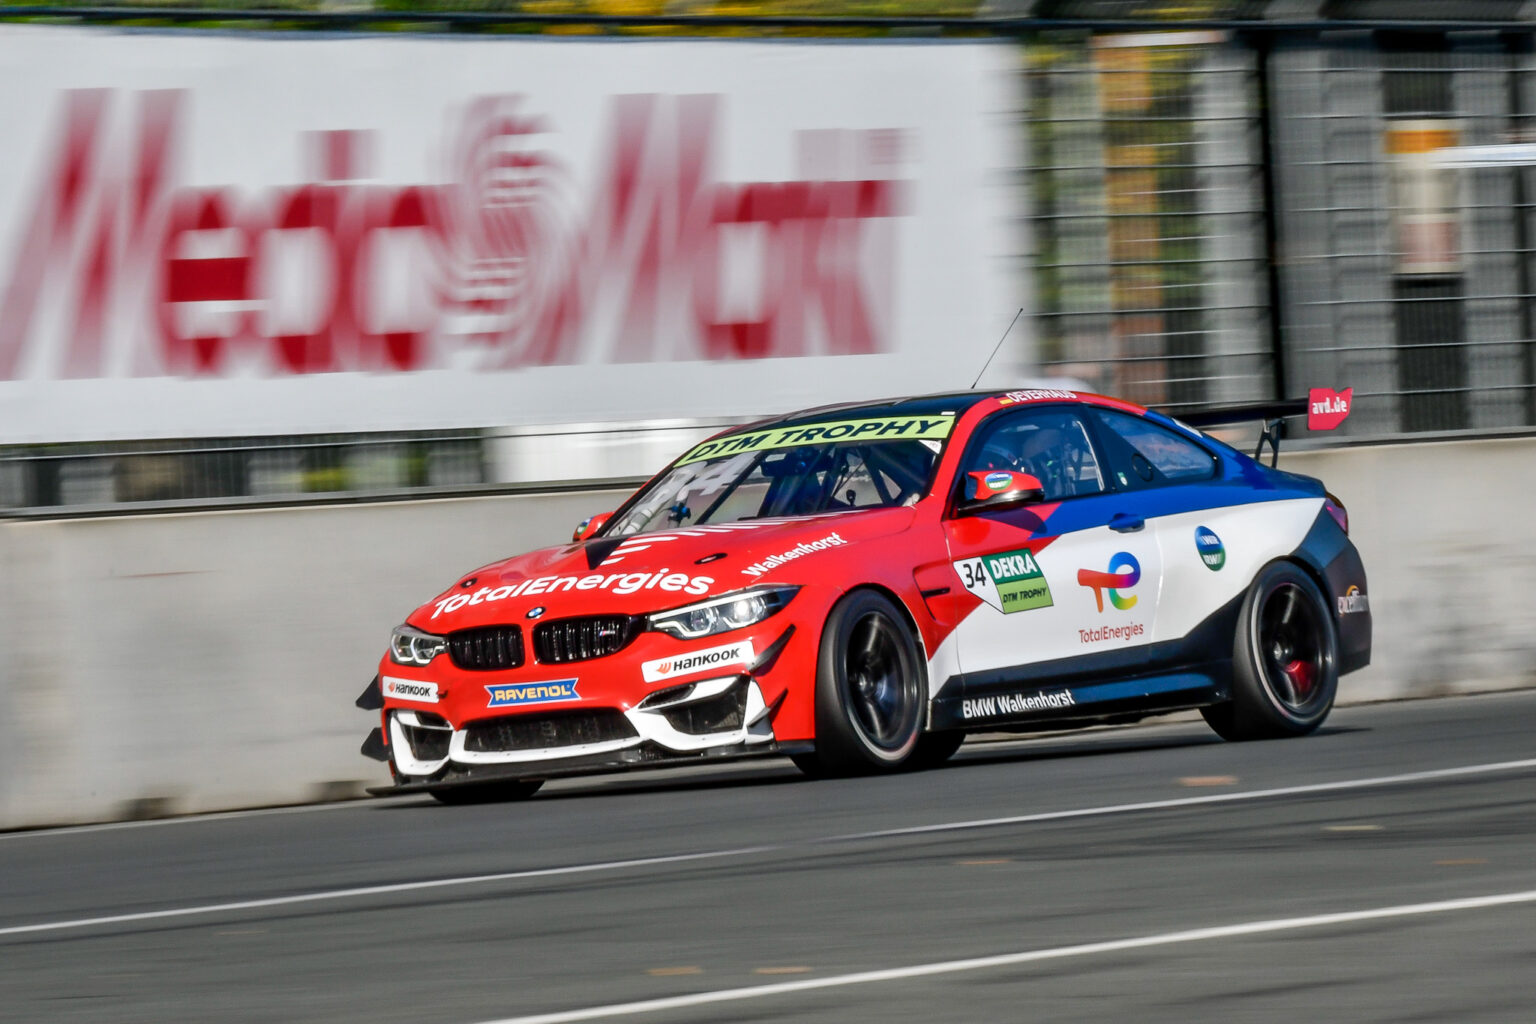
(1, 0, 1534, 826)
(4, 0, 1536, 510)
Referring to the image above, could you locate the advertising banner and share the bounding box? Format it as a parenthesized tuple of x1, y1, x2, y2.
(0, 27, 1020, 443)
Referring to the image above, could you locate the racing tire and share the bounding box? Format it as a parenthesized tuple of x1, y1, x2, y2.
(1202, 561, 1338, 741)
(428, 779, 544, 805)
(799, 590, 926, 776)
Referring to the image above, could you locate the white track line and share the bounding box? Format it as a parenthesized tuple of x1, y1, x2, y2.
(826, 757, 1536, 843)
(466, 889, 1536, 1024)
(0, 797, 377, 842)
(3, 757, 1533, 939)
(0, 848, 771, 938)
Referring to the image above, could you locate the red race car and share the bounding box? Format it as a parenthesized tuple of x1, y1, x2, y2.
(359, 388, 1370, 802)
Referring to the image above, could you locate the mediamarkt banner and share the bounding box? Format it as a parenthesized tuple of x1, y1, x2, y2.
(0, 27, 1018, 443)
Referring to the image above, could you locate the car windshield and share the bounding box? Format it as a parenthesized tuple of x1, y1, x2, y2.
(605, 418, 951, 537)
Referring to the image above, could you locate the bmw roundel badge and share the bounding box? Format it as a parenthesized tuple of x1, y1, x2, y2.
(526, 607, 546, 620)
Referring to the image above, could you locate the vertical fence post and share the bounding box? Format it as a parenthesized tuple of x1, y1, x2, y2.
(1511, 31, 1536, 428)
(1251, 28, 1289, 403)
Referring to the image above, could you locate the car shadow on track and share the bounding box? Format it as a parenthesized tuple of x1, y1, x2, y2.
(952, 722, 1367, 769)
(372, 723, 1371, 808)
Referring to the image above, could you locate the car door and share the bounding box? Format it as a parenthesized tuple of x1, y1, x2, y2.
(939, 405, 1163, 721)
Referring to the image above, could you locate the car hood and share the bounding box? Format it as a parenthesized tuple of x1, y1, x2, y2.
(412, 506, 918, 630)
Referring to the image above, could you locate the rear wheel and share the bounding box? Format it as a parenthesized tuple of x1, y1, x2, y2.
(796, 590, 925, 777)
(1202, 561, 1337, 741)
(428, 779, 544, 805)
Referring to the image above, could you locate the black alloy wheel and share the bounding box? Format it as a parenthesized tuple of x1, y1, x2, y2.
(796, 590, 925, 776)
(1202, 561, 1338, 741)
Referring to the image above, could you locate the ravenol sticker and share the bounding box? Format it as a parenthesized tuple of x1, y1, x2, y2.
(954, 548, 1054, 614)
(675, 415, 955, 466)
(642, 639, 755, 684)
(1194, 526, 1225, 571)
(983, 470, 1013, 491)
(486, 679, 580, 708)
(382, 676, 439, 704)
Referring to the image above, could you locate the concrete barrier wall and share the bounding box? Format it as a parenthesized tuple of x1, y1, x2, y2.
(2, 438, 1532, 829)
(1280, 438, 1536, 702)
(0, 489, 632, 830)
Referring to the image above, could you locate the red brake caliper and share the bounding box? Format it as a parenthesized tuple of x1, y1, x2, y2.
(1283, 659, 1315, 699)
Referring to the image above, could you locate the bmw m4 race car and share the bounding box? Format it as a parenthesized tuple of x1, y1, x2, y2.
(359, 387, 1370, 802)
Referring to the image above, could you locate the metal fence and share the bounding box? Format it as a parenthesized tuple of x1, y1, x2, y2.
(6, 4, 1536, 513)
(1028, 23, 1536, 439)
(1272, 33, 1536, 436)
(1028, 30, 1273, 414)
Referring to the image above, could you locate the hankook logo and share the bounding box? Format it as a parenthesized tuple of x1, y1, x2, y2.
(382, 676, 439, 704)
(641, 640, 755, 684)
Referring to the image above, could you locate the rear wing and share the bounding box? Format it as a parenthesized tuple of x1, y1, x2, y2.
(1170, 388, 1352, 467)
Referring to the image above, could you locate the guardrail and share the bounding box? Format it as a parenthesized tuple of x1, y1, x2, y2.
(0, 420, 733, 516)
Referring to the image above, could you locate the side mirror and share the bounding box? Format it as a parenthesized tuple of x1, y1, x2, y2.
(956, 470, 1044, 516)
(573, 511, 612, 542)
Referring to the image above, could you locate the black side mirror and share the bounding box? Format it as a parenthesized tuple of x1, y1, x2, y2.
(573, 511, 613, 542)
(956, 470, 1044, 516)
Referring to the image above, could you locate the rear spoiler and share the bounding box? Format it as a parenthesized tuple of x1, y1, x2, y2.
(1168, 388, 1352, 467)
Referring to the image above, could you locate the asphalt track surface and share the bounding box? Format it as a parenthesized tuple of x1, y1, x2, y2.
(2, 691, 1534, 1024)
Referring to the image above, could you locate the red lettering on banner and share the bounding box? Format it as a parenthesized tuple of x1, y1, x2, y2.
(0, 90, 109, 379)
(0, 90, 911, 381)
(159, 188, 249, 374)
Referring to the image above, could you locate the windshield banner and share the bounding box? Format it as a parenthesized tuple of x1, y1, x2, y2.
(676, 414, 954, 466)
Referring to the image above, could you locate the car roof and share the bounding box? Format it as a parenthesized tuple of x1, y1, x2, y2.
(724, 388, 1149, 438)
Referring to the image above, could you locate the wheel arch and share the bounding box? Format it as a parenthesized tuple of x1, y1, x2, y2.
(1278, 550, 1343, 632)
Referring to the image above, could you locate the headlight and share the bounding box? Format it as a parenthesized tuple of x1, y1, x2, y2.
(390, 625, 448, 666)
(647, 586, 799, 640)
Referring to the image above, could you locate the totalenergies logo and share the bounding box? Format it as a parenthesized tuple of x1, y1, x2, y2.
(1077, 552, 1140, 612)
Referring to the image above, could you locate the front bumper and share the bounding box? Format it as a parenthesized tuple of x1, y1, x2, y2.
(372, 673, 786, 788)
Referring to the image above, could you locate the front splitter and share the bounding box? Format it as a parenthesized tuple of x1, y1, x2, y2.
(368, 739, 813, 796)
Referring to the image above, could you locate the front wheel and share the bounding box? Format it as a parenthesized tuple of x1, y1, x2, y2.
(797, 590, 926, 777)
(1202, 561, 1338, 741)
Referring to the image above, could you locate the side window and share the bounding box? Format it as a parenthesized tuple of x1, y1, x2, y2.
(1091, 408, 1217, 490)
(962, 408, 1105, 502)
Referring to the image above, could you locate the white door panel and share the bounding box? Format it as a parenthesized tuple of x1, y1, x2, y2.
(949, 525, 1162, 672)
(1151, 498, 1324, 641)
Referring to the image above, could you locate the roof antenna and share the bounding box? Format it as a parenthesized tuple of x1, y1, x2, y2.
(970, 308, 1024, 390)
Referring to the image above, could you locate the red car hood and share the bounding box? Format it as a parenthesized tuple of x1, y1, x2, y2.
(412, 506, 917, 630)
